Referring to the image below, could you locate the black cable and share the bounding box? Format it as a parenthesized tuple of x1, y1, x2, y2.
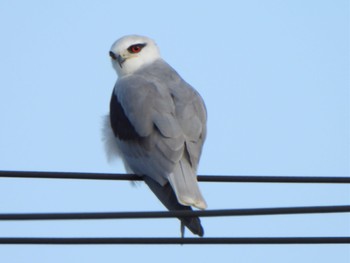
(1, 171, 349, 246)
(0, 170, 141, 181)
(0, 170, 349, 183)
(0, 237, 349, 245)
(1, 205, 349, 221)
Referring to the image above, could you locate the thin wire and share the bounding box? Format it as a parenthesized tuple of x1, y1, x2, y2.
(1, 171, 349, 246)
(0, 170, 349, 183)
(0, 237, 349, 245)
(1, 205, 349, 220)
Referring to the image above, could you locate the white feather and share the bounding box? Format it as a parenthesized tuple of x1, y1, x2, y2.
(101, 115, 121, 163)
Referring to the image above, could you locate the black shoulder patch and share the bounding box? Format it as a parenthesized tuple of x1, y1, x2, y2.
(109, 92, 143, 141)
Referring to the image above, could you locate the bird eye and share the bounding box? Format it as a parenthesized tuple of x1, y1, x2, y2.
(128, 43, 146, 54)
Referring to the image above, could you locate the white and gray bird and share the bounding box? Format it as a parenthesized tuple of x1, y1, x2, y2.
(104, 35, 207, 236)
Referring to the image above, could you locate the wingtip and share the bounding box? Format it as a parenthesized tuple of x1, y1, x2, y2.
(195, 200, 208, 210)
(178, 196, 208, 210)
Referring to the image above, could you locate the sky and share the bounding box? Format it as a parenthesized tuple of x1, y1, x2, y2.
(0, 0, 349, 262)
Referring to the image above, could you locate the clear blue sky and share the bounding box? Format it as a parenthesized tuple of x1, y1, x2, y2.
(0, 0, 349, 262)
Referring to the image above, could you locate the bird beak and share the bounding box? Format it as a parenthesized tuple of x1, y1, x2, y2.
(109, 51, 126, 68)
(117, 54, 126, 68)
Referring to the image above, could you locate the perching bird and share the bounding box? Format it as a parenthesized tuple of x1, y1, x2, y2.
(104, 35, 207, 236)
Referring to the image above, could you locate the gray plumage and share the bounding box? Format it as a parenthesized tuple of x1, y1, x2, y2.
(105, 35, 207, 236)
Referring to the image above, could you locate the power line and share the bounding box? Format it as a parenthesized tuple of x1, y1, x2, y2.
(0, 170, 349, 183)
(0, 237, 349, 245)
(1, 170, 349, 246)
(1, 205, 349, 221)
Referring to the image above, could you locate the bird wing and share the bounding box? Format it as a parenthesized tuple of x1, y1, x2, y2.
(110, 60, 207, 209)
(167, 76, 207, 209)
(111, 73, 184, 186)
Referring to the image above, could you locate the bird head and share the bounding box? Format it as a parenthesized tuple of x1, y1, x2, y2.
(109, 35, 161, 77)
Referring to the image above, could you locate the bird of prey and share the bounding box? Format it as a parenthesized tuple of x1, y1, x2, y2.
(104, 35, 207, 236)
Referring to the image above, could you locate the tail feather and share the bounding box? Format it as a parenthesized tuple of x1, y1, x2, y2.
(168, 159, 207, 210)
(144, 176, 204, 237)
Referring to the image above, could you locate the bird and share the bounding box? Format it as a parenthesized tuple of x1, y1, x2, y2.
(104, 35, 207, 236)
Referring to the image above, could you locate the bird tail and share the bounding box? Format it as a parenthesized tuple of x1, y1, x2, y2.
(168, 159, 207, 210)
(144, 176, 204, 237)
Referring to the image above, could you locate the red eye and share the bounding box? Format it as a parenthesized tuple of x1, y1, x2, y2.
(128, 43, 146, 54)
(131, 45, 141, 53)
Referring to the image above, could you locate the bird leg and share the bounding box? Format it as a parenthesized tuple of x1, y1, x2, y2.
(180, 221, 185, 238)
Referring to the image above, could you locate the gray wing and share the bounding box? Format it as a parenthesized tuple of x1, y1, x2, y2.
(112, 60, 207, 209)
(113, 73, 184, 185)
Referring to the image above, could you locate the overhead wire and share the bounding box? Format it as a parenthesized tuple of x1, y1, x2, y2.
(0, 170, 349, 183)
(0, 205, 349, 220)
(1, 237, 349, 245)
(0, 170, 349, 245)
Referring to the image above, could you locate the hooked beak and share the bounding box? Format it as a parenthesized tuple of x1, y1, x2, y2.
(116, 54, 126, 68)
(109, 51, 126, 68)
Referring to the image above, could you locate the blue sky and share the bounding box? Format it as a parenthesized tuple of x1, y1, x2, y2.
(0, 0, 349, 262)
